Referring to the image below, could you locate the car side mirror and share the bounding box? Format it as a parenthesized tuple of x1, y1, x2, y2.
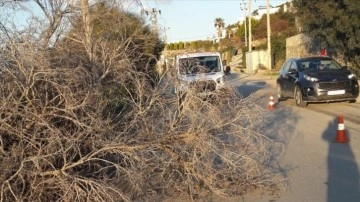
(342, 66, 348, 69)
(287, 68, 297, 74)
(224, 66, 231, 75)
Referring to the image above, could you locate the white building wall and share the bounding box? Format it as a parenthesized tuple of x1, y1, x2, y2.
(245, 50, 269, 73)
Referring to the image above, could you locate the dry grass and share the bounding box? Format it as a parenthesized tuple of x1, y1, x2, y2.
(0, 50, 286, 201)
(0, 2, 286, 201)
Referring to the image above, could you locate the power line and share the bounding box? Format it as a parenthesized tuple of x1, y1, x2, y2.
(134, 0, 145, 10)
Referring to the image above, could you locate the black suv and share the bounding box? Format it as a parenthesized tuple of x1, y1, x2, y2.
(276, 56, 359, 107)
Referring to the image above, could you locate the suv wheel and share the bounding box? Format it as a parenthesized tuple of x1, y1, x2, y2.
(294, 86, 307, 107)
(277, 84, 286, 101)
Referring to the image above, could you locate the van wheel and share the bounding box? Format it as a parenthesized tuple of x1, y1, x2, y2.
(294, 86, 307, 107)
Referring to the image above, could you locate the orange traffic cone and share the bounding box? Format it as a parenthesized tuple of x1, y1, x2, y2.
(268, 95, 275, 110)
(335, 115, 348, 143)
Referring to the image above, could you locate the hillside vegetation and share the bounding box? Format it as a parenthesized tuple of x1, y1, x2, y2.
(294, 0, 360, 76)
(165, 6, 298, 69)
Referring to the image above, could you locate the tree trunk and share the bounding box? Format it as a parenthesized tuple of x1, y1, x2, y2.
(80, 0, 93, 61)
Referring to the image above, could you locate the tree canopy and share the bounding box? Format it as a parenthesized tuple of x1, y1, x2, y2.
(294, 0, 360, 70)
(214, 17, 225, 38)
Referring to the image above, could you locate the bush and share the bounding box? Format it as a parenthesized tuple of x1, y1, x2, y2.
(0, 2, 286, 201)
(0, 43, 286, 200)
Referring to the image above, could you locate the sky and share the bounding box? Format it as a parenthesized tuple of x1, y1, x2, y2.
(139, 0, 291, 43)
(1, 0, 289, 44)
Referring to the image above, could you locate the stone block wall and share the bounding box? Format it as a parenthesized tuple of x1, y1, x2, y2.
(286, 33, 312, 59)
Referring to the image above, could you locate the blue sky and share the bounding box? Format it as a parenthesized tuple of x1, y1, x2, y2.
(140, 0, 290, 43)
(2, 0, 289, 44)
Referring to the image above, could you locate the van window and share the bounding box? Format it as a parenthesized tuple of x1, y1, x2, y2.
(179, 56, 220, 75)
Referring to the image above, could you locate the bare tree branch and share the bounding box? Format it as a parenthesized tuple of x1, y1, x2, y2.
(0, 1, 286, 201)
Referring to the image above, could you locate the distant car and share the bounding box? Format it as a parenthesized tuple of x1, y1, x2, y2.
(174, 51, 230, 99)
(276, 56, 359, 107)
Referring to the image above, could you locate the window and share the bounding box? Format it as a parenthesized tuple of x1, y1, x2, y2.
(319, 59, 342, 70)
(282, 60, 291, 71)
(179, 56, 220, 74)
(289, 61, 297, 71)
(300, 58, 343, 72)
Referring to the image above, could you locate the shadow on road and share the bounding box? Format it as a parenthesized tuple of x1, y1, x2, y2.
(236, 80, 267, 98)
(225, 72, 253, 85)
(322, 118, 360, 202)
(236, 76, 302, 190)
(234, 76, 299, 144)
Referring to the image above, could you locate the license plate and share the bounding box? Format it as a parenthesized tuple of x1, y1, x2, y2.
(327, 90, 345, 95)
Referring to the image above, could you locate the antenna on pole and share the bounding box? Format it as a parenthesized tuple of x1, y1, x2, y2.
(143, 7, 161, 34)
(151, 8, 161, 34)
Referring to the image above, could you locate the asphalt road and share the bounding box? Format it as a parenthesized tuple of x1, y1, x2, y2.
(225, 71, 360, 202)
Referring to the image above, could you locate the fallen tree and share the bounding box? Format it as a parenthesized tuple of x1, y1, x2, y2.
(0, 1, 286, 201)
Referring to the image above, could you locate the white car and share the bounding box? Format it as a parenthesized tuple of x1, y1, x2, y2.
(174, 51, 230, 99)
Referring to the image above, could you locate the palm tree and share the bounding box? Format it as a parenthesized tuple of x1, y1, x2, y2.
(214, 18, 225, 41)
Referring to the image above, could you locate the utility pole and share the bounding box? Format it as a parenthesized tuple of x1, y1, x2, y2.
(159, 27, 170, 43)
(266, 0, 272, 69)
(248, 0, 252, 52)
(240, 1, 248, 47)
(144, 8, 161, 34)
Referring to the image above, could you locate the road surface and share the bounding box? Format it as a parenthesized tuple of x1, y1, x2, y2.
(226, 72, 360, 202)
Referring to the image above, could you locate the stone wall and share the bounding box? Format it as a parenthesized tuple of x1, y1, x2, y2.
(285, 33, 347, 65)
(286, 33, 312, 59)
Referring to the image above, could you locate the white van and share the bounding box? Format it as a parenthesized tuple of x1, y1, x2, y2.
(174, 51, 230, 98)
